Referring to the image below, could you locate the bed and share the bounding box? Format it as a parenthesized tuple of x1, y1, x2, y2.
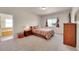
(31, 26, 54, 40)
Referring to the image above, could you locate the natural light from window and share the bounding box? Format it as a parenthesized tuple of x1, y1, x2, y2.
(47, 18, 57, 27)
(5, 19, 13, 28)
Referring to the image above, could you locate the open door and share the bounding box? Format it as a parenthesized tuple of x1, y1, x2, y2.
(0, 14, 13, 41)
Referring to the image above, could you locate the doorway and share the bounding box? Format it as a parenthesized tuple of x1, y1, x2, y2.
(0, 13, 13, 41)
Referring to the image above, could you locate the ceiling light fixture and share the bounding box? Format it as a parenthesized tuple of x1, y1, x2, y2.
(40, 7, 47, 10)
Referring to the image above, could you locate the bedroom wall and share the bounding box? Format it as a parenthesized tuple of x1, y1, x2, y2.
(75, 11, 79, 50)
(0, 8, 40, 34)
(39, 10, 70, 34)
(69, 8, 79, 50)
(71, 7, 79, 23)
(77, 24, 79, 50)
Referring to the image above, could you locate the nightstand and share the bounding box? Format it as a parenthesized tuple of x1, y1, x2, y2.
(17, 33, 24, 38)
(24, 30, 32, 36)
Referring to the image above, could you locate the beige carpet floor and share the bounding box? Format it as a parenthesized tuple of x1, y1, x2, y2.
(0, 34, 77, 51)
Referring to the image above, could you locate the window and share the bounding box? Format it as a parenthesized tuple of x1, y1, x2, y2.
(47, 18, 57, 27)
(5, 19, 13, 28)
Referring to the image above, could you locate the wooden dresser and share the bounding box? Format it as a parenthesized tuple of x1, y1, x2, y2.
(64, 23, 76, 47)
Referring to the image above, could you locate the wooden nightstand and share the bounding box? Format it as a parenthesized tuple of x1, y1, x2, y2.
(24, 30, 32, 36)
(17, 33, 24, 38)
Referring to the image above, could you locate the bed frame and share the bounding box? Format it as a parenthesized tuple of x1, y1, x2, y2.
(24, 30, 54, 40)
(33, 32, 54, 40)
(24, 26, 54, 40)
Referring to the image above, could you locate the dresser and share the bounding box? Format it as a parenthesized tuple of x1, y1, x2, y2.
(64, 23, 76, 47)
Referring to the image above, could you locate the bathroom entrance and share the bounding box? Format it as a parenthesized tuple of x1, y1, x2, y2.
(0, 13, 13, 41)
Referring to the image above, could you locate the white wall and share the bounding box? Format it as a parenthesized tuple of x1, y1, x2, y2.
(71, 8, 79, 50)
(0, 8, 40, 34)
(77, 24, 79, 50)
(12, 10, 40, 34)
(72, 9, 79, 50)
(71, 7, 79, 23)
(75, 11, 79, 50)
(40, 10, 69, 34)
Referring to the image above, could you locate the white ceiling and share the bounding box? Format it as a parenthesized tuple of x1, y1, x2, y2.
(0, 7, 71, 15)
(24, 7, 71, 15)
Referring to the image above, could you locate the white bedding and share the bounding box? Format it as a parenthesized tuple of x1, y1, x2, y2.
(32, 27, 54, 39)
(36, 28, 53, 31)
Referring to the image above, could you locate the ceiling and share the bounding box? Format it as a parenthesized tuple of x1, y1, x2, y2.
(24, 7, 71, 15)
(0, 7, 71, 15)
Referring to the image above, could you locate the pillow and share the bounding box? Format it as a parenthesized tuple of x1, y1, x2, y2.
(24, 26, 31, 31)
(31, 26, 39, 29)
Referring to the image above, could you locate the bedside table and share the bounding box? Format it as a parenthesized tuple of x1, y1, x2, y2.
(24, 30, 32, 36)
(17, 33, 24, 38)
